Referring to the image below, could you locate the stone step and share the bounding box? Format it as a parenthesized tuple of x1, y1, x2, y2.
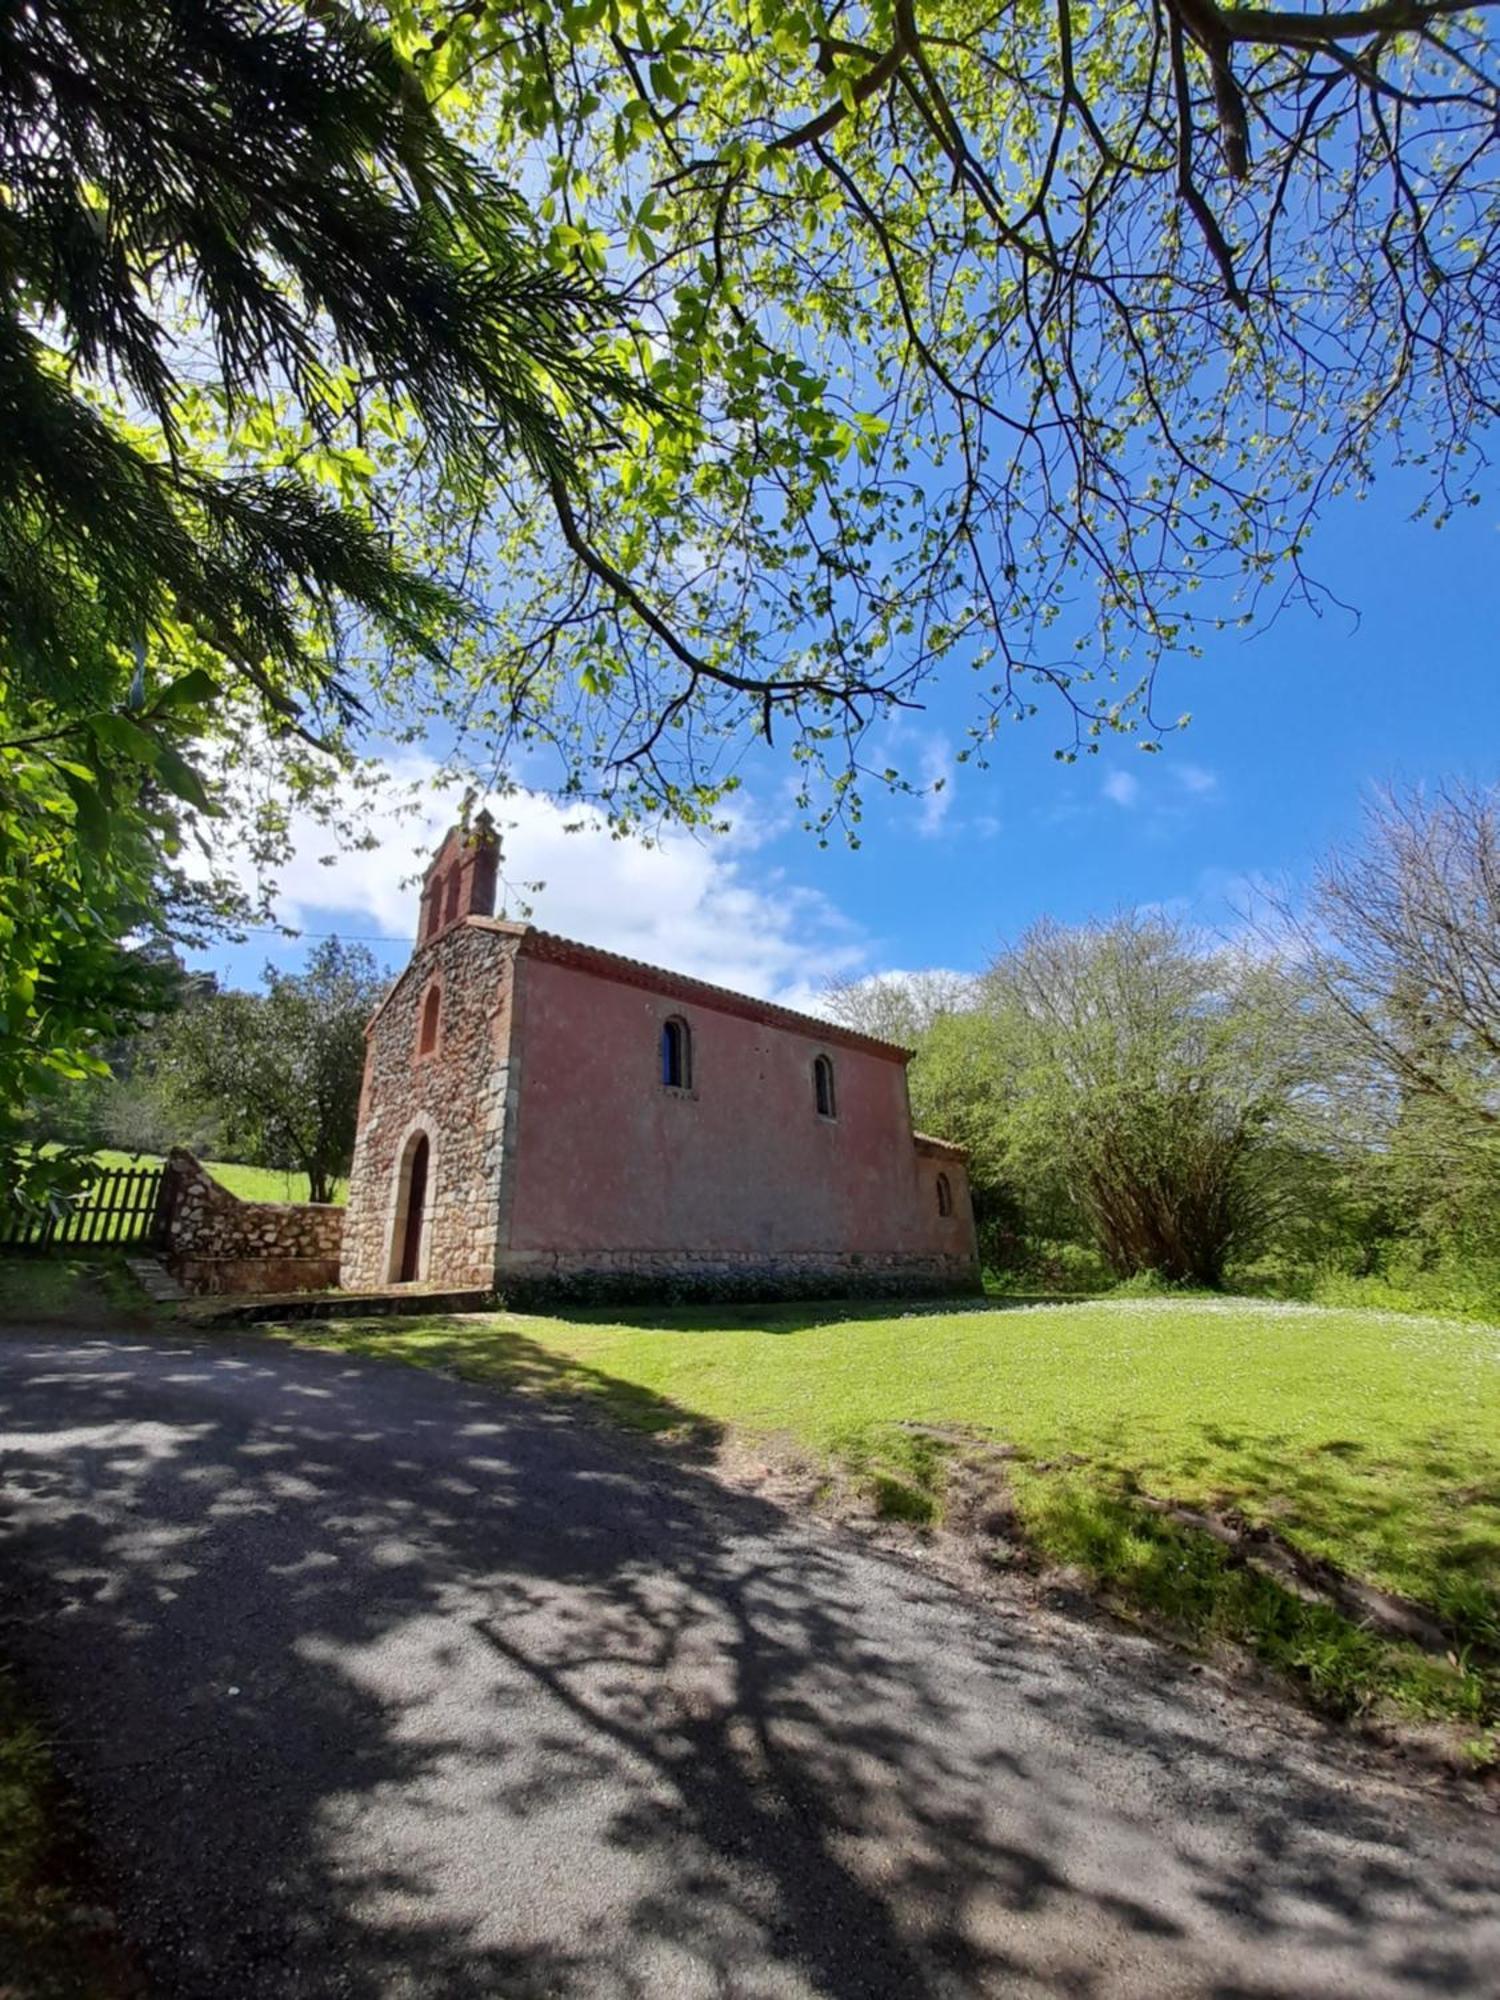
(177, 1284, 495, 1326)
(125, 1256, 189, 1304)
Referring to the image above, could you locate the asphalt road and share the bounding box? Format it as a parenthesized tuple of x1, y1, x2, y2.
(0, 1324, 1495, 1999)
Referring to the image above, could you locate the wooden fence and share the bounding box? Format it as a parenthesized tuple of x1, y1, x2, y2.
(0, 1163, 170, 1252)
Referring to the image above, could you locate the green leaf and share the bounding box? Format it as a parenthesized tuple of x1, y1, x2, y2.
(59, 769, 111, 854)
(152, 745, 218, 814)
(146, 668, 222, 716)
(88, 715, 161, 765)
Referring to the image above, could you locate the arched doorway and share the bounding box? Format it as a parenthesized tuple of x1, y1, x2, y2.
(391, 1132, 430, 1283)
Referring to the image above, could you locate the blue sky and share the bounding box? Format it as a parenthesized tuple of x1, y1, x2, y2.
(199, 470, 1499, 1010)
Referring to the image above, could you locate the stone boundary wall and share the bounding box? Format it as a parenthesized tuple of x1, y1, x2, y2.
(495, 1246, 982, 1309)
(160, 1149, 344, 1296)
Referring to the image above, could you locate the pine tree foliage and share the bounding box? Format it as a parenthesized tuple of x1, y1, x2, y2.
(0, 0, 645, 1208)
(0, 0, 642, 714)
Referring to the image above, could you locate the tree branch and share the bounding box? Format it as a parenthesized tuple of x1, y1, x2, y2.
(1219, 0, 1494, 45)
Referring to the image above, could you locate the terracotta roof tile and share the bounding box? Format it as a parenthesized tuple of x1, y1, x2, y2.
(913, 1131, 969, 1160)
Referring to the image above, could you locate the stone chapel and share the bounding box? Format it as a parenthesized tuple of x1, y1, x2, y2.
(340, 817, 980, 1301)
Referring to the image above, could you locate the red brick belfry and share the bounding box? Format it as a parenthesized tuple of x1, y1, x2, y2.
(416, 810, 499, 946)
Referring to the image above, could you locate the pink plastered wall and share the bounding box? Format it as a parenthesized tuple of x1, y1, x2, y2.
(503, 954, 973, 1264)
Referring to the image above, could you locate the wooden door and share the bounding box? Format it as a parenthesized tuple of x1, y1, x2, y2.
(398, 1136, 429, 1282)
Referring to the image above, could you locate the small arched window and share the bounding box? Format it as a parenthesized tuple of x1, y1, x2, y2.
(444, 868, 462, 925)
(425, 887, 444, 940)
(661, 1016, 691, 1090)
(936, 1172, 953, 1218)
(418, 985, 441, 1056)
(813, 1054, 836, 1119)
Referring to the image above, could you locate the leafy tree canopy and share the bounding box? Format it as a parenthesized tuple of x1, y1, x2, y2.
(846, 914, 1331, 1284)
(371, 0, 1500, 833)
(0, 0, 643, 1202)
(154, 940, 388, 1206)
(0, 715, 179, 1211)
(6, 0, 1497, 1195)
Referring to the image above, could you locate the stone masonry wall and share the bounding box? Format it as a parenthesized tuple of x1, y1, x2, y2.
(495, 1246, 979, 1309)
(339, 924, 517, 1290)
(160, 1149, 344, 1296)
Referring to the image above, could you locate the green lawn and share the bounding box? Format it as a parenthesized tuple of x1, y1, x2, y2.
(0, 1255, 147, 1324)
(87, 1150, 344, 1205)
(282, 1294, 1500, 1749)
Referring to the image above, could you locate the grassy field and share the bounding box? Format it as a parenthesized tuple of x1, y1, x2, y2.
(85, 1150, 344, 1205)
(9, 1151, 341, 1250)
(282, 1293, 1500, 1751)
(0, 1256, 144, 1324)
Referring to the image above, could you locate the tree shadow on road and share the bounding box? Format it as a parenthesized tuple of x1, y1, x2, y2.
(0, 1326, 1494, 1999)
(271, 1309, 730, 1451)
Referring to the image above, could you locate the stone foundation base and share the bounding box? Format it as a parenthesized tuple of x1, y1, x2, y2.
(494, 1249, 982, 1310)
(167, 1255, 343, 1297)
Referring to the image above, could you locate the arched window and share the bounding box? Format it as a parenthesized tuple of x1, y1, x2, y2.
(813, 1054, 836, 1119)
(424, 887, 443, 940)
(418, 985, 441, 1056)
(444, 867, 462, 925)
(661, 1016, 691, 1090)
(936, 1172, 953, 1218)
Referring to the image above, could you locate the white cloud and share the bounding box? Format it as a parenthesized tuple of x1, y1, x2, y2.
(213, 752, 873, 1006)
(916, 737, 956, 837)
(864, 719, 959, 839)
(1175, 763, 1219, 796)
(1102, 769, 1141, 808)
